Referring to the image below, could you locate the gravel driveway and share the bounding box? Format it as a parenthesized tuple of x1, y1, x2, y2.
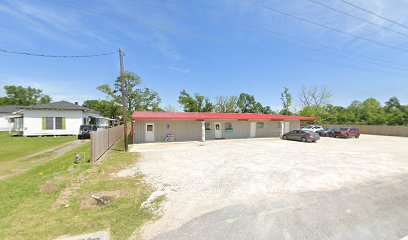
(125, 135, 408, 240)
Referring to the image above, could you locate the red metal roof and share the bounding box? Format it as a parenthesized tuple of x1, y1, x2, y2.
(132, 111, 316, 121)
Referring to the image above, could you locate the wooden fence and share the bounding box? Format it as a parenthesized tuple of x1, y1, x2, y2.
(90, 125, 124, 162)
(322, 124, 408, 137)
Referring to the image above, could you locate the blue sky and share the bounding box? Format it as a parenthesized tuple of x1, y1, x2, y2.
(0, 0, 407, 111)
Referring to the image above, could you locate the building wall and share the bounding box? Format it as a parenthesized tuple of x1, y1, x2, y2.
(22, 110, 89, 136)
(133, 119, 301, 143)
(0, 114, 9, 131)
(134, 119, 202, 143)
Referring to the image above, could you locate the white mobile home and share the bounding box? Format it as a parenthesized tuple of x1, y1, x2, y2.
(8, 101, 104, 136)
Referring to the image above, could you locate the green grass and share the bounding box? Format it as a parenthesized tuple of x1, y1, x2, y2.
(0, 140, 155, 240)
(0, 132, 76, 162)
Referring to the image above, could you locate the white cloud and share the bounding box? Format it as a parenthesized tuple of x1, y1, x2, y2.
(168, 66, 191, 74)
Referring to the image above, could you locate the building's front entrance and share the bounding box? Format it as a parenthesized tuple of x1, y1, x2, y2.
(145, 123, 155, 142)
(214, 123, 222, 139)
(250, 122, 256, 138)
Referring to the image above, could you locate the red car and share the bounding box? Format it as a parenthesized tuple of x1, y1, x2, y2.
(333, 127, 360, 138)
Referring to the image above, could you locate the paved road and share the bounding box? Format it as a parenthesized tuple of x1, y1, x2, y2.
(152, 174, 408, 240)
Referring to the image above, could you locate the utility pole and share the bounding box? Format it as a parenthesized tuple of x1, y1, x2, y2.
(119, 48, 128, 151)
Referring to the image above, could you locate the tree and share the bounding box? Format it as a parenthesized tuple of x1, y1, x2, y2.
(214, 96, 239, 113)
(280, 87, 292, 115)
(98, 71, 161, 119)
(360, 98, 386, 125)
(163, 105, 178, 112)
(0, 85, 52, 106)
(178, 90, 213, 112)
(236, 93, 272, 113)
(83, 100, 121, 119)
(298, 85, 331, 108)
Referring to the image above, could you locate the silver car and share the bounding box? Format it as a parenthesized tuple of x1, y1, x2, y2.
(282, 130, 320, 142)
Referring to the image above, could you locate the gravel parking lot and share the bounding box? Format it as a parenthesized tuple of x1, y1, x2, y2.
(124, 135, 408, 240)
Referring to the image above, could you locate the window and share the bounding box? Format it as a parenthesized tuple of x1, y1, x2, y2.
(205, 123, 211, 130)
(225, 122, 233, 130)
(55, 117, 63, 129)
(257, 122, 264, 128)
(147, 124, 153, 131)
(45, 117, 54, 130)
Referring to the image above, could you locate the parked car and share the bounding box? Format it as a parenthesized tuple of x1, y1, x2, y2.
(317, 127, 338, 137)
(78, 124, 98, 139)
(282, 130, 320, 142)
(301, 125, 324, 132)
(333, 127, 360, 138)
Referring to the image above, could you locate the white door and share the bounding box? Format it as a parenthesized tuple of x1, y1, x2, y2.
(214, 123, 222, 139)
(145, 123, 155, 142)
(284, 122, 290, 133)
(250, 122, 256, 138)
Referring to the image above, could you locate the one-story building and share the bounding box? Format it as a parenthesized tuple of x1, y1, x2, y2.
(6, 101, 107, 136)
(131, 111, 316, 143)
(0, 105, 22, 131)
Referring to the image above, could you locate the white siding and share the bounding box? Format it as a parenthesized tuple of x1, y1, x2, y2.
(23, 110, 86, 136)
(0, 114, 9, 131)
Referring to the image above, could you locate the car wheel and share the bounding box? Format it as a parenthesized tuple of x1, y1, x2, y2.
(345, 134, 349, 138)
(312, 140, 316, 143)
(283, 135, 288, 140)
(301, 137, 307, 142)
(355, 134, 360, 138)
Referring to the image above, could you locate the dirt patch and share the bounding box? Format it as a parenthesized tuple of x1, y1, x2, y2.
(79, 190, 124, 209)
(39, 180, 58, 193)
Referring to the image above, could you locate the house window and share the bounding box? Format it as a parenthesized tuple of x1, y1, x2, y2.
(257, 122, 264, 128)
(225, 122, 233, 130)
(146, 124, 153, 131)
(205, 122, 211, 130)
(45, 117, 54, 130)
(55, 117, 63, 129)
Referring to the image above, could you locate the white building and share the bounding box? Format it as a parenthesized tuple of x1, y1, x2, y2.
(0, 106, 21, 131)
(6, 101, 105, 136)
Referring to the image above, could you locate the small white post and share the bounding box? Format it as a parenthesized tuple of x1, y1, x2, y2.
(201, 121, 206, 142)
(280, 121, 284, 137)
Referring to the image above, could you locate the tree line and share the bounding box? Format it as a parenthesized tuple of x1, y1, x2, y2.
(1, 71, 407, 126)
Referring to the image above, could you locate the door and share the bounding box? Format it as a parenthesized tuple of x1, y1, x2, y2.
(284, 121, 290, 133)
(214, 123, 222, 139)
(145, 123, 155, 142)
(250, 122, 256, 138)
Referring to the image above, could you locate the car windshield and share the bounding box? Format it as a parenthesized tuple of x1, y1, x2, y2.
(303, 126, 312, 129)
(340, 128, 349, 131)
(324, 128, 332, 130)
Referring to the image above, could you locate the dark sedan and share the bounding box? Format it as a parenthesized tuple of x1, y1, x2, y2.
(317, 128, 338, 137)
(282, 130, 320, 142)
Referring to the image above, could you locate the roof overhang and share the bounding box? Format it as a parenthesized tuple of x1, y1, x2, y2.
(132, 112, 316, 121)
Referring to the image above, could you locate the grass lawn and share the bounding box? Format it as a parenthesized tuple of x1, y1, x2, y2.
(0, 132, 76, 162)
(0, 140, 156, 240)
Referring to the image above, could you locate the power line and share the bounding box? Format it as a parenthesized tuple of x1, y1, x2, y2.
(338, 0, 408, 31)
(42, 0, 198, 39)
(306, 0, 408, 38)
(157, 0, 408, 72)
(0, 48, 118, 58)
(241, 0, 408, 53)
